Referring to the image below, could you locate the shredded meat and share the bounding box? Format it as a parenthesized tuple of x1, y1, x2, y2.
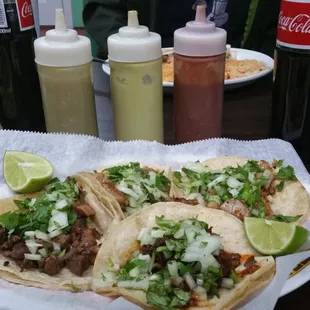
(65, 228, 98, 276)
(220, 199, 250, 221)
(20, 259, 37, 271)
(141, 237, 169, 272)
(167, 197, 198, 205)
(36, 239, 53, 250)
(54, 235, 71, 250)
(244, 256, 257, 267)
(73, 203, 95, 217)
(43, 256, 60, 276)
(238, 264, 260, 278)
(259, 160, 272, 170)
(0, 228, 8, 245)
(2, 235, 29, 261)
(105, 181, 128, 209)
(216, 250, 241, 277)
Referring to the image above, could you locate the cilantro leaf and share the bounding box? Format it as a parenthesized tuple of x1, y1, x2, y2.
(276, 160, 284, 167)
(155, 174, 170, 192)
(277, 165, 297, 180)
(0, 212, 21, 231)
(105, 163, 141, 184)
(274, 215, 302, 223)
(276, 181, 284, 192)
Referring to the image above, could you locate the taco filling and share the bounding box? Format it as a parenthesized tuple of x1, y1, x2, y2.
(99, 216, 261, 309)
(96, 163, 171, 215)
(0, 178, 100, 277)
(170, 159, 299, 221)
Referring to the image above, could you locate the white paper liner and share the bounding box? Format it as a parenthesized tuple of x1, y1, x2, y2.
(0, 130, 309, 310)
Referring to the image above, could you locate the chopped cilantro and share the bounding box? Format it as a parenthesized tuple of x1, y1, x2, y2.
(105, 163, 142, 183)
(277, 165, 297, 180)
(70, 282, 81, 293)
(274, 215, 302, 223)
(276, 181, 285, 192)
(276, 160, 284, 167)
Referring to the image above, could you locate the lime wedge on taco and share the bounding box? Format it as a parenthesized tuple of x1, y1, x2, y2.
(244, 217, 309, 255)
(3, 150, 54, 193)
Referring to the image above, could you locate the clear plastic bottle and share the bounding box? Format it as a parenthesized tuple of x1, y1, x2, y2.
(34, 9, 98, 136)
(108, 11, 163, 142)
(173, 3, 227, 143)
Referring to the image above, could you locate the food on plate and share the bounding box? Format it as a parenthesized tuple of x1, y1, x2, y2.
(169, 156, 310, 224)
(91, 202, 275, 310)
(73, 162, 172, 219)
(3, 151, 54, 194)
(162, 46, 269, 82)
(0, 177, 113, 291)
(224, 59, 268, 80)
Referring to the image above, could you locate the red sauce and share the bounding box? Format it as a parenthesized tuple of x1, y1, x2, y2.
(173, 53, 225, 143)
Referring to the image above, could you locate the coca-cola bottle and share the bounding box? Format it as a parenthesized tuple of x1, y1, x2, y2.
(0, 0, 46, 131)
(271, 0, 310, 169)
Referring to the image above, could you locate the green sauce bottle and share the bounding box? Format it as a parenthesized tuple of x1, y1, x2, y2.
(108, 11, 164, 142)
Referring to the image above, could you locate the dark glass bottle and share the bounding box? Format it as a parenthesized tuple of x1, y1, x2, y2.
(0, 0, 46, 131)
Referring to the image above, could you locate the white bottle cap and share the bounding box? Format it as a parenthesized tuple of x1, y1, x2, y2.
(108, 11, 162, 63)
(34, 9, 92, 67)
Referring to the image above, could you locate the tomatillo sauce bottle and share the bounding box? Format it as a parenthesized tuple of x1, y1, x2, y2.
(108, 11, 164, 142)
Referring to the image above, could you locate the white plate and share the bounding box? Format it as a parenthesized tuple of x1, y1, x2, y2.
(102, 47, 274, 91)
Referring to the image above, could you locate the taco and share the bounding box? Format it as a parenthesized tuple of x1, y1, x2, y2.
(91, 202, 275, 310)
(169, 156, 310, 224)
(0, 177, 114, 291)
(74, 162, 172, 219)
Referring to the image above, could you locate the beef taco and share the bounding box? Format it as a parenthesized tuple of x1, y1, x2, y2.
(0, 177, 113, 291)
(169, 156, 310, 224)
(74, 162, 172, 219)
(91, 202, 275, 310)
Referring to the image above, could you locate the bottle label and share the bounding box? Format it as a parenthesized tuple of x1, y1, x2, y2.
(0, 0, 34, 32)
(277, 0, 310, 49)
(16, 0, 34, 31)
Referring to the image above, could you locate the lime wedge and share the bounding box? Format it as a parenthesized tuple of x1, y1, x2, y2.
(3, 151, 54, 193)
(244, 217, 309, 255)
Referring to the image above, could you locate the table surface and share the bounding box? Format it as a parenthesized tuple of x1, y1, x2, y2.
(93, 62, 309, 309)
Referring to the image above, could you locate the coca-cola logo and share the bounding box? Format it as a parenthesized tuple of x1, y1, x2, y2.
(21, 2, 33, 19)
(16, 0, 35, 31)
(278, 11, 310, 33)
(277, 1, 310, 48)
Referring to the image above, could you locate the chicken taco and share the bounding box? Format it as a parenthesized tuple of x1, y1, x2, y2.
(169, 156, 310, 224)
(0, 177, 114, 291)
(91, 202, 275, 310)
(74, 162, 172, 219)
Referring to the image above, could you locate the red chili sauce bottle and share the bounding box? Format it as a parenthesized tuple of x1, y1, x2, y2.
(173, 3, 227, 143)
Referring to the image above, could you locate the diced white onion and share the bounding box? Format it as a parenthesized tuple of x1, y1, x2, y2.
(149, 274, 162, 281)
(171, 276, 183, 286)
(227, 177, 243, 189)
(248, 172, 255, 184)
(173, 228, 184, 239)
(167, 260, 178, 277)
(48, 229, 63, 239)
(27, 245, 39, 255)
(25, 239, 43, 247)
(200, 255, 220, 271)
(151, 229, 165, 238)
(221, 278, 234, 289)
(149, 171, 156, 185)
(48, 211, 68, 232)
(74, 184, 79, 194)
(208, 175, 227, 189)
(24, 253, 42, 261)
(185, 228, 196, 243)
(35, 230, 50, 241)
(46, 193, 57, 201)
(196, 278, 204, 286)
(24, 231, 36, 238)
(38, 248, 48, 258)
(129, 267, 140, 278)
(118, 278, 149, 291)
(193, 286, 207, 300)
(28, 198, 37, 207)
(235, 264, 245, 273)
(55, 199, 68, 209)
(184, 272, 197, 290)
(116, 183, 139, 198)
(53, 242, 61, 252)
(137, 254, 151, 262)
(251, 208, 259, 216)
(229, 188, 239, 198)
